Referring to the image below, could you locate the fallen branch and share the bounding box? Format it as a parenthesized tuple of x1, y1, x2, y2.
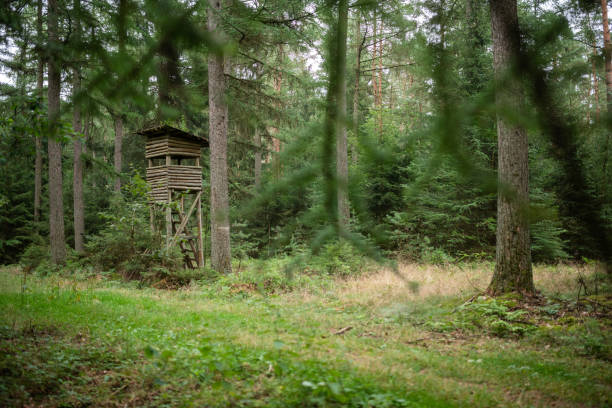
(333, 326, 353, 335)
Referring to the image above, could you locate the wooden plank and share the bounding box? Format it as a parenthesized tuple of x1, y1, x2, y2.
(169, 191, 202, 248)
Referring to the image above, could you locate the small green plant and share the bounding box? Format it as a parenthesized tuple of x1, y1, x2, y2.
(19, 239, 49, 272)
(310, 240, 366, 277)
(431, 297, 537, 338)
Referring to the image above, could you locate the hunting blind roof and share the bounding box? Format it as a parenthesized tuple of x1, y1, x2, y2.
(136, 124, 209, 147)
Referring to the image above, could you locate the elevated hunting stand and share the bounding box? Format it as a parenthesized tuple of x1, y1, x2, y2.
(137, 125, 208, 269)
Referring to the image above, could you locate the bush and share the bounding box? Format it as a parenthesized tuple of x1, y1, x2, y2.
(84, 175, 181, 281)
(310, 240, 367, 277)
(145, 267, 211, 289)
(19, 237, 49, 272)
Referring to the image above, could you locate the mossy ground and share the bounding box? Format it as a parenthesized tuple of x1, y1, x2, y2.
(0, 262, 610, 407)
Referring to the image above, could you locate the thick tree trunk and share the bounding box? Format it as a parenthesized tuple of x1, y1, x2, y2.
(47, 0, 66, 265)
(73, 0, 84, 253)
(34, 0, 43, 223)
(336, 0, 350, 228)
(113, 115, 123, 192)
(254, 128, 262, 190)
(208, 0, 232, 274)
(488, 0, 534, 295)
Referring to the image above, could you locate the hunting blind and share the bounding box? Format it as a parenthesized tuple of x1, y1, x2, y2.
(137, 125, 208, 269)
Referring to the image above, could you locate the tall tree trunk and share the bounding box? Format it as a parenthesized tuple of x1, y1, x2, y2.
(157, 42, 182, 120)
(73, 107, 84, 252)
(254, 127, 262, 190)
(336, 0, 350, 228)
(488, 0, 534, 295)
(269, 45, 283, 178)
(273, 45, 283, 155)
(113, 115, 123, 192)
(73, 0, 84, 252)
(34, 0, 43, 223)
(352, 11, 362, 163)
(370, 12, 383, 140)
(208, 0, 232, 274)
(586, 76, 592, 124)
(377, 20, 383, 138)
(47, 0, 66, 265)
(371, 12, 378, 118)
(601, 0, 611, 197)
(602, 0, 612, 110)
(593, 41, 601, 121)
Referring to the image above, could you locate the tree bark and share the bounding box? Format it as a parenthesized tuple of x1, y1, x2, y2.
(377, 20, 383, 138)
(371, 12, 378, 116)
(602, 0, 612, 110)
(488, 0, 534, 295)
(73, 111, 84, 252)
(208, 0, 232, 274)
(113, 115, 123, 192)
(352, 11, 362, 163)
(273, 45, 283, 155)
(586, 76, 591, 124)
(592, 41, 601, 121)
(34, 0, 43, 223)
(371, 12, 383, 140)
(48, 0, 66, 264)
(378, 19, 385, 133)
(336, 0, 350, 228)
(601, 0, 611, 197)
(73, 0, 84, 253)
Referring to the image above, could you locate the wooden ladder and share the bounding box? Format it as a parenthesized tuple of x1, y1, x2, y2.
(171, 212, 199, 269)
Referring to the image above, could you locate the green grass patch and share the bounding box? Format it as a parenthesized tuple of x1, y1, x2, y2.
(0, 264, 610, 407)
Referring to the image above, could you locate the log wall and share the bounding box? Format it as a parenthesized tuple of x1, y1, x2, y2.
(145, 136, 202, 158)
(146, 165, 202, 203)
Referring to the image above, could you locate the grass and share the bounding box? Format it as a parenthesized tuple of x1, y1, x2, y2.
(0, 262, 610, 407)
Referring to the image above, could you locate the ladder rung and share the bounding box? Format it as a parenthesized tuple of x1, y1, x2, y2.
(174, 235, 196, 241)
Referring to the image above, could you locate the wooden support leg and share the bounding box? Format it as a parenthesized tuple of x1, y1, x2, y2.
(169, 191, 201, 247)
(150, 205, 155, 233)
(197, 193, 204, 267)
(166, 190, 172, 249)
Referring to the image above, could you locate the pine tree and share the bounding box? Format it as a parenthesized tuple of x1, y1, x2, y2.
(47, 0, 66, 264)
(73, 0, 85, 252)
(208, 0, 232, 274)
(488, 0, 534, 295)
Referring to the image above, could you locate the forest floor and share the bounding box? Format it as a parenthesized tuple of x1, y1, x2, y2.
(0, 262, 610, 407)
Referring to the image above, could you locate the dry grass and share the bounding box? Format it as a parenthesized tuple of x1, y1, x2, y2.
(335, 262, 598, 308)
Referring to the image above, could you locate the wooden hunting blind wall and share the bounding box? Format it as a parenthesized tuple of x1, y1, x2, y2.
(137, 125, 208, 269)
